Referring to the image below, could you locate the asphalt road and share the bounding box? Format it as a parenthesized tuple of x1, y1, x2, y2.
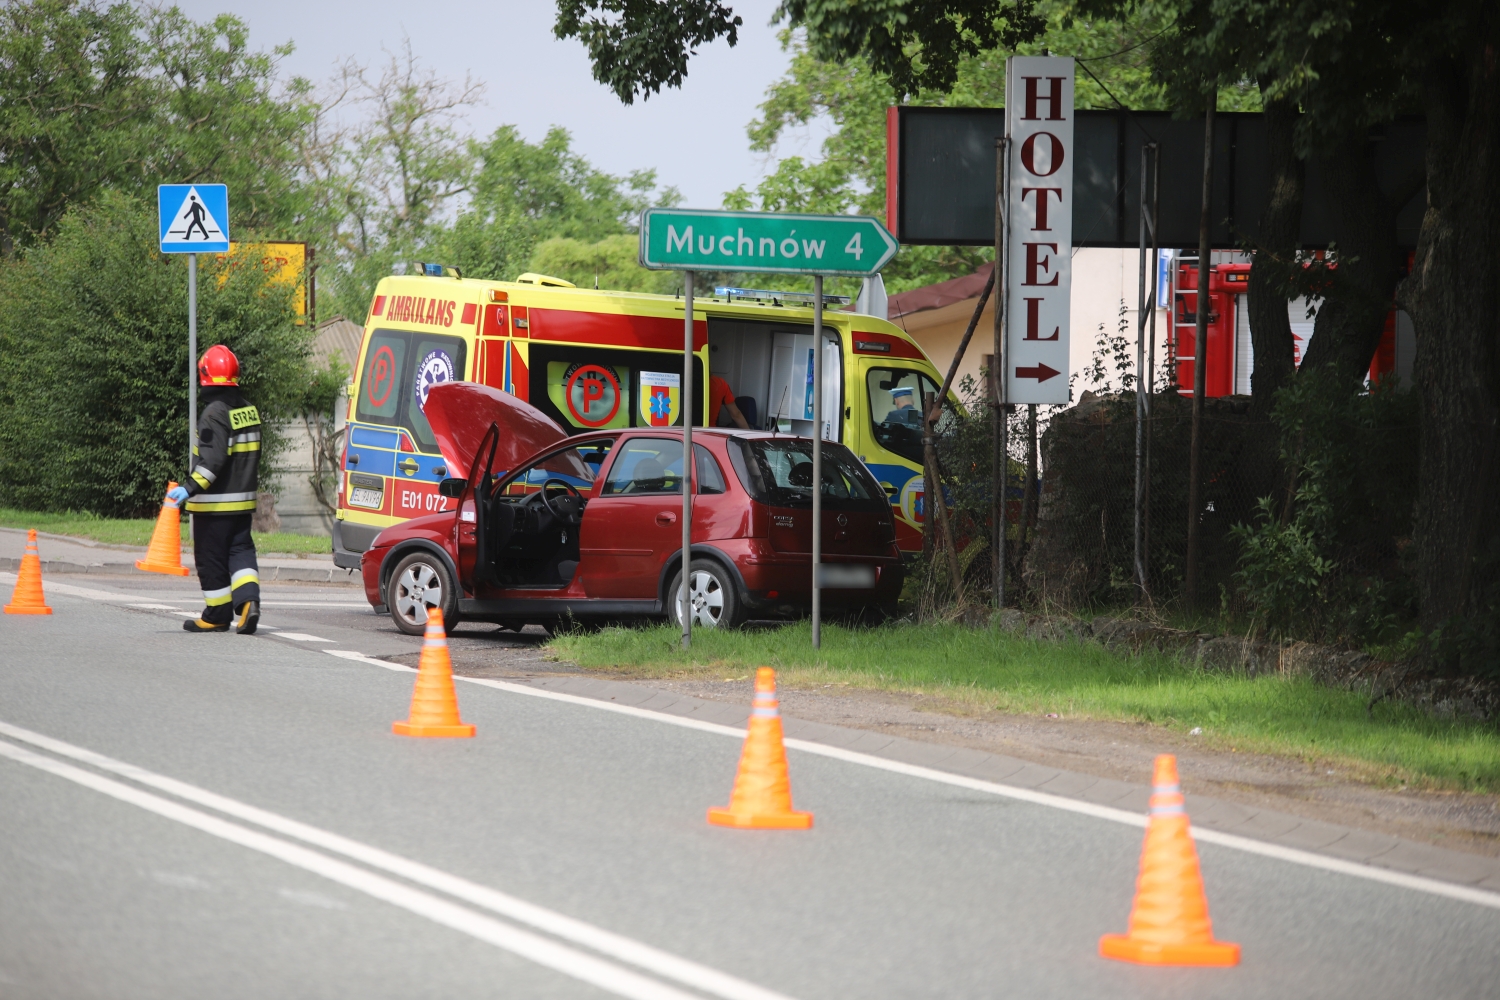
(2, 572, 1498, 999)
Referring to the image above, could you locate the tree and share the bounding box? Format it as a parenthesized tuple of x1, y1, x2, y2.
(0, 2, 314, 252)
(527, 233, 678, 292)
(721, 7, 1237, 293)
(469, 125, 677, 243)
(297, 43, 486, 318)
(0, 193, 310, 515)
(1134, 0, 1500, 643)
(554, 0, 741, 104)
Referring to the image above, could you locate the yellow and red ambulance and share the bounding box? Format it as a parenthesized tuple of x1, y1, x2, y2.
(332, 269, 951, 569)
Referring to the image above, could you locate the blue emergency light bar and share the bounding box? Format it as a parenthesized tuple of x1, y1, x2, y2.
(414, 261, 463, 279)
(713, 286, 852, 307)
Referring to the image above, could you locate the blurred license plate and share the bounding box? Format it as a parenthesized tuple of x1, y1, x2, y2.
(349, 486, 383, 509)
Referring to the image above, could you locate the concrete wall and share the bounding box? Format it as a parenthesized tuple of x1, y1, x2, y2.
(265, 316, 360, 536)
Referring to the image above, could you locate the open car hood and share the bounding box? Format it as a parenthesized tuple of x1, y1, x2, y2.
(423, 382, 566, 481)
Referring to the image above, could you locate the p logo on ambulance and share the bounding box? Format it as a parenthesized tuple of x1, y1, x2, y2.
(564, 363, 622, 428)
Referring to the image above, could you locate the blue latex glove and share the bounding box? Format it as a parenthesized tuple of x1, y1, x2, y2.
(165, 485, 190, 508)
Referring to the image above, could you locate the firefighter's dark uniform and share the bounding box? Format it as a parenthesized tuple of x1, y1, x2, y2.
(183, 386, 262, 628)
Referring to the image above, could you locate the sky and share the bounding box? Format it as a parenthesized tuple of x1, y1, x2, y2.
(170, 0, 810, 210)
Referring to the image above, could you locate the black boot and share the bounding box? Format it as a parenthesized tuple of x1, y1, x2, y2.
(235, 600, 260, 635)
(183, 617, 229, 633)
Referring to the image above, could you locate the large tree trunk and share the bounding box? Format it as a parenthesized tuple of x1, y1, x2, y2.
(1401, 15, 1500, 632)
(1246, 92, 1302, 417)
(1299, 132, 1405, 391)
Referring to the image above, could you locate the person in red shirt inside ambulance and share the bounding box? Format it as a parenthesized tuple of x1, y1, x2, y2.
(708, 374, 751, 429)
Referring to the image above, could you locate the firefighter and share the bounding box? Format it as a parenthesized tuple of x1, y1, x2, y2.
(167, 345, 262, 634)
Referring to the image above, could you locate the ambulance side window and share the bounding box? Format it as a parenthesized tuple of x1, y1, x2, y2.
(353, 328, 467, 454)
(866, 367, 941, 466)
(357, 331, 408, 423)
(406, 335, 467, 451)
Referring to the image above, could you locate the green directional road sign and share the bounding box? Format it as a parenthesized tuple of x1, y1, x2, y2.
(639, 208, 898, 276)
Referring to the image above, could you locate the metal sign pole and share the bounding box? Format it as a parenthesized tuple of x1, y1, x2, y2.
(993, 137, 1009, 609)
(811, 274, 823, 649)
(680, 271, 695, 650)
(1134, 145, 1150, 598)
(188, 252, 198, 472)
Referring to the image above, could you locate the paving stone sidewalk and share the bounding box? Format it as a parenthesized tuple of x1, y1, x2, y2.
(503, 671, 1500, 895)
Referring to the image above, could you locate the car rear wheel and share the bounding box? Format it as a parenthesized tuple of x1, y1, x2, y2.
(666, 559, 745, 630)
(386, 550, 458, 636)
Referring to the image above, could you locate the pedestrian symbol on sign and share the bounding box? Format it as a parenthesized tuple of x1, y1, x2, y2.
(158, 184, 230, 253)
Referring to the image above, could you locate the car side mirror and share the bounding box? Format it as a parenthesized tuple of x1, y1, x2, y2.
(438, 477, 468, 498)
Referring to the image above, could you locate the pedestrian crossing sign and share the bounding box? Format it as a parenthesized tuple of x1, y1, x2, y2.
(158, 184, 229, 253)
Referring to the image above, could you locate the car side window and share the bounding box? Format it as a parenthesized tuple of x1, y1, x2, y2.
(601, 439, 684, 495)
(501, 442, 602, 497)
(695, 444, 726, 495)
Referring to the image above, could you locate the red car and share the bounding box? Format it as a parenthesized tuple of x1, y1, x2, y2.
(361, 382, 904, 634)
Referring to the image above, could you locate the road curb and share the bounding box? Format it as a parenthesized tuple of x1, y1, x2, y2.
(0, 556, 361, 587)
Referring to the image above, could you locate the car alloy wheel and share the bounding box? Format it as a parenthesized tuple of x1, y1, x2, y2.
(386, 551, 457, 636)
(669, 558, 744, 630)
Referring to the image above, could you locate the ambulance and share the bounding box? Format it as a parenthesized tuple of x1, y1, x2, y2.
(331, 267, 951, 570)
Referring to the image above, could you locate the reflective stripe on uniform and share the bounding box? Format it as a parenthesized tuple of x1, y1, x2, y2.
(228, 431, 262, 454)
(185, 499, 258, 513)
(191, 473, 211, 490)
(193, 465, 217, 484)
(190, 491, 256, 503)
(203, 587, 233, 606)
(231, 569, 260, 588)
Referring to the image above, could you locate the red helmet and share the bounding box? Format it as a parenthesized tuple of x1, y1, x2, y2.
(198, 344, 240, 386)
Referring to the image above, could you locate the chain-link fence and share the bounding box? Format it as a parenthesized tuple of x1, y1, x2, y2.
(922, 373, 1421, 644)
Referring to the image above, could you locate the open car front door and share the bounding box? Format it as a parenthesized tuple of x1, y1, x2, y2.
(425, 382, 568, 591)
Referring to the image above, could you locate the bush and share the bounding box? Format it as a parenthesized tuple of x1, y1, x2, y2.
(0, 192, 311, 516)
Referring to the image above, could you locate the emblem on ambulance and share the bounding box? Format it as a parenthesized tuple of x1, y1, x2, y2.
(414, 349, 456, 410)
(639, 370, 681, 426)
(563, 363, 622, 428)
(899, 475, 926, 525)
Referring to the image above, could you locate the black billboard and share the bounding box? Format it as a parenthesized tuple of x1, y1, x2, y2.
(889, 107, 1425, 249)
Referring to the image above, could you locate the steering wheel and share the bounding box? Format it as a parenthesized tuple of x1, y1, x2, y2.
(541, 478, 584, 526)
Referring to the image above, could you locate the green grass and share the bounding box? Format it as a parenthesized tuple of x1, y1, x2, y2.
(0, 508, 331, 555)
(549, 621, 1500, 793)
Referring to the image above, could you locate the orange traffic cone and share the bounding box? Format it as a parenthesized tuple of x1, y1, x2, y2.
(393, 607, 475, 738)
(1100, 755, 1240, 966)
(5, 530, 53, 615)
(135, 483, 191, 576)
(708, 667, 813, 829)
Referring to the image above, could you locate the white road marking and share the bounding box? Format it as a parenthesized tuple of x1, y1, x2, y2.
(438, 676, 1500, 913)
(0, 737, 702, 1000)
(127, 603, 183, 610)
(19, 571, 1497, 911)
(0, 574, 132, 601)
(0, 720, 799, 1000)
(261, 601, 372, 609)
(274, 632, 333, 643)
(326, 650, 410, 671)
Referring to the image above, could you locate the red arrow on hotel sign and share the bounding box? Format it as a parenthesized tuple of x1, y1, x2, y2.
(1014, 363, 1061, 382)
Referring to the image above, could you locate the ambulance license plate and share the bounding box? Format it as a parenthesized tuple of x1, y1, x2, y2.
(349, 486, 383, 510)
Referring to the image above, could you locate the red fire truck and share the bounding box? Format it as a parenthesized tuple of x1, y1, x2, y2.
(1171, 256, 1412, 395)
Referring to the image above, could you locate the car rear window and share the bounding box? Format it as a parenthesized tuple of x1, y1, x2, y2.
(729, 438, 886, 511)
